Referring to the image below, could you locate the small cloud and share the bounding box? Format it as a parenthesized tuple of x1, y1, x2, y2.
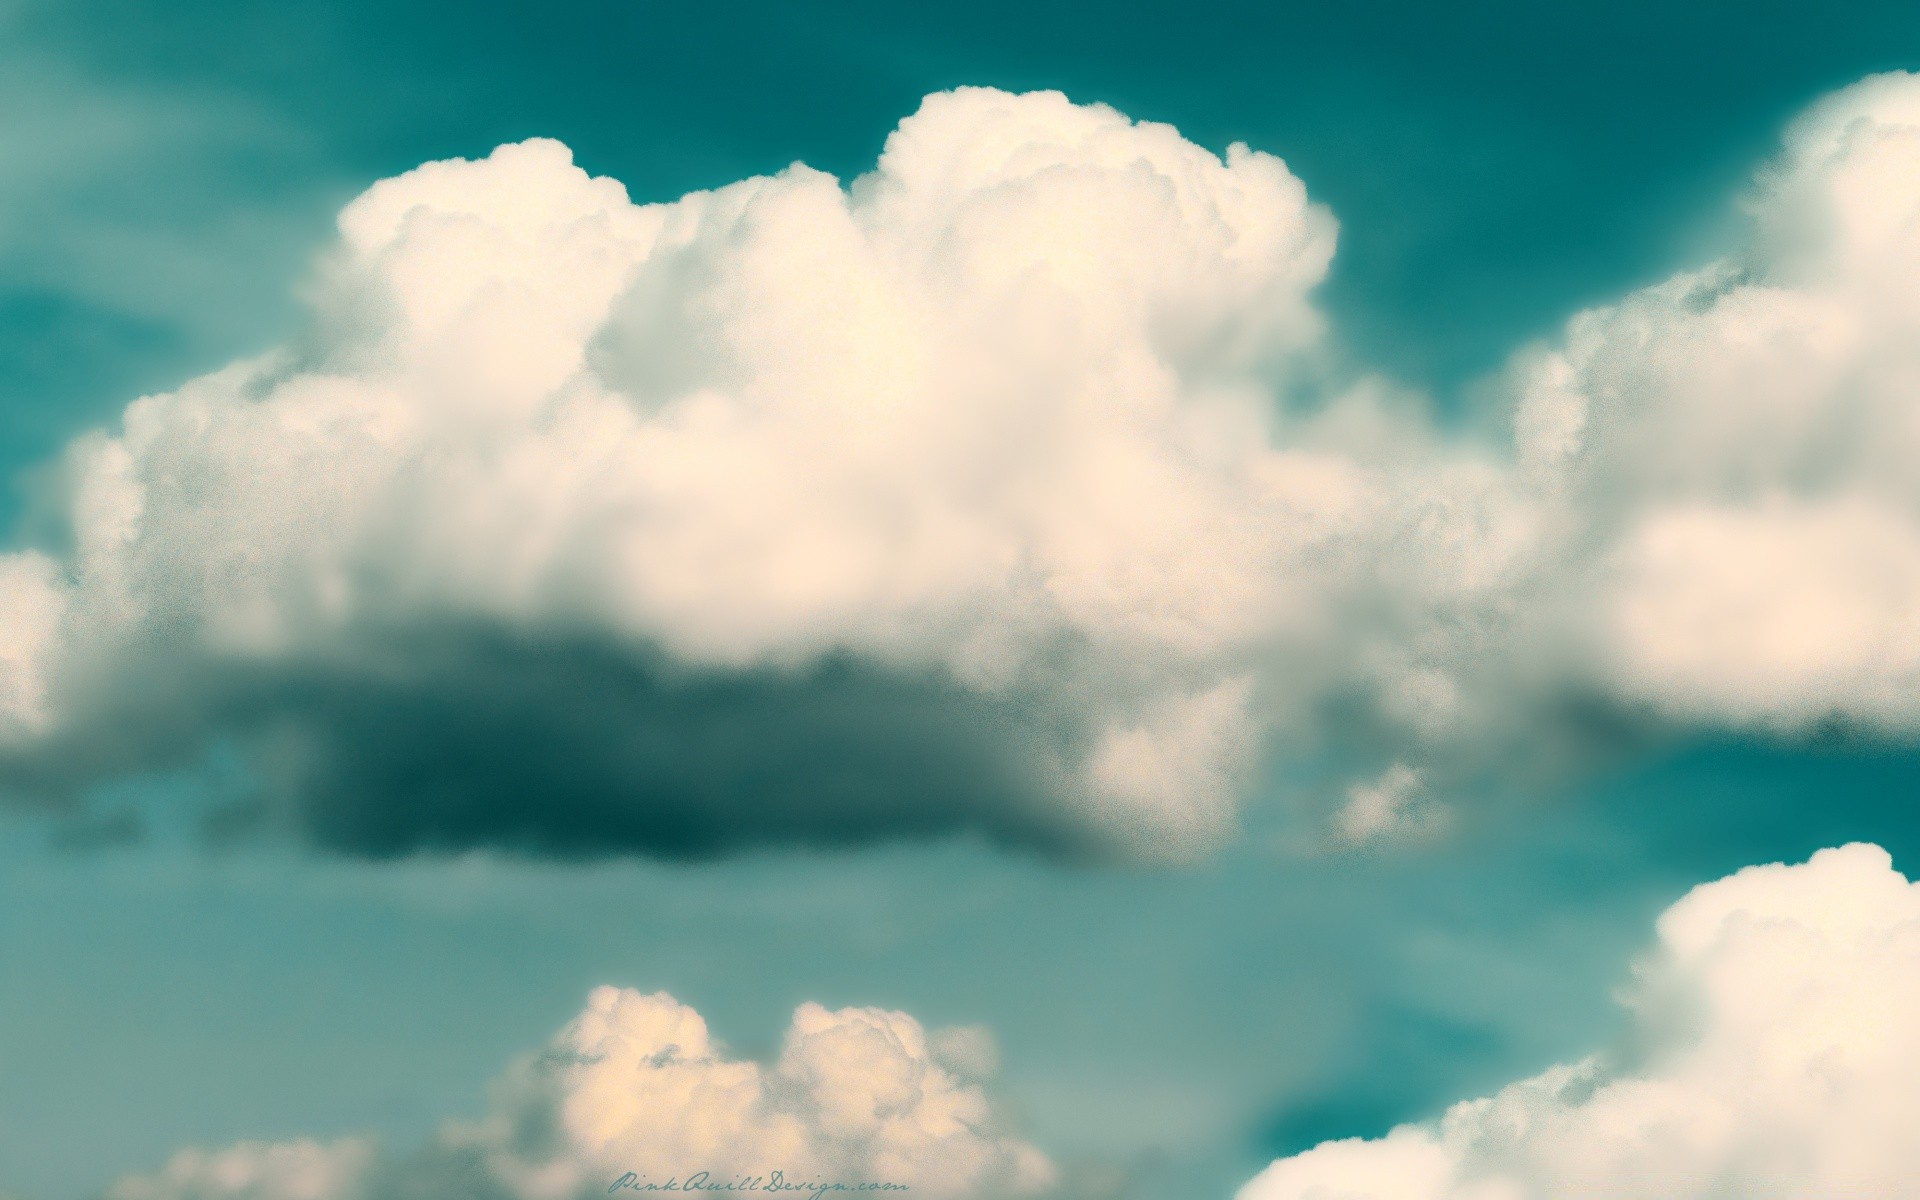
(1330, 764, 1448, 848)
(106, 988, 1056, 1200)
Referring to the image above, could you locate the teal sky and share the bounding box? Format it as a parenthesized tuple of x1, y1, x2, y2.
(7, 3, 1920, 1198)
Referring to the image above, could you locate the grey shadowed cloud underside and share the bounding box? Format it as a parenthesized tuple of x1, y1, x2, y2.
(0, 628, 1087, 859)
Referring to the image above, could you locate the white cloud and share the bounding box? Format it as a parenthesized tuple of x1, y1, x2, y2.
(12, 72, 1920, 855)
(0, 551, 63, 737)
(0, 84, 1471, 861)
(1599, 498, 1920, 727)
(106, 988, 1053, 1200)
(1509, 70, 1920, 735)
(1238, 843, 1920, 1200)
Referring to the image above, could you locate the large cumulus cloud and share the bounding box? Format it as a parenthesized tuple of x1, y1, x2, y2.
(0, 84, 1492, 860)
(1238, 842, 1920, 1199)
(107, 987, 1053, 1200)
(9, 71, 1920, 859)
(1509, 72, 1920, 733)
(0, 87, 1341, 857)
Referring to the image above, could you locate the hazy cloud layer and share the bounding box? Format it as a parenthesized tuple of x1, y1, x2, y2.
(107, 988, 1053, 1200)
(1238, 842, 1920, 1199)
(6, 74, 1920, 858)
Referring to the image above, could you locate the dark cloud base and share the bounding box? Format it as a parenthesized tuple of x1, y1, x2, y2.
(0, 626, 1092, 861)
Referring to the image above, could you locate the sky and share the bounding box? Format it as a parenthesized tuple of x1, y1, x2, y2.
(8, 3, 1920, 1199)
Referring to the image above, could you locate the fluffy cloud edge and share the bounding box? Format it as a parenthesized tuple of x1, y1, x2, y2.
(1238, 842, 1920, 1200)
(0, 84, 1359, 863)
(10, 71, 1920, 859)
(103, 988, 1056, 1200)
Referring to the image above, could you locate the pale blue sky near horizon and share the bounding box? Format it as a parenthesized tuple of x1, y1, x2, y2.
(7, 2, 1920, 1197)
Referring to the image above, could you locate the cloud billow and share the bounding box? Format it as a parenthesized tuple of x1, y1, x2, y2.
(106, 988, 1055, 1200)
(0, 87, 1350, 860)
(8, 73, 1920, 858)
(1239, 843, 1920, 1199)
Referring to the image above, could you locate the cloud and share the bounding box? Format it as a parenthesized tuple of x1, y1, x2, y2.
(0, 84, 1432, 862)
(1330, 763, 1446, 848)
(0, 551, 61, 736)
(10, 72, 1920, 858)
(108, 1141, 378, 1200)
(106, 988, 1054, 1200)
(1508, 71, 1920, 734)
(1238, 842, 1920, 1199)
(1279, 65, 1920, 805)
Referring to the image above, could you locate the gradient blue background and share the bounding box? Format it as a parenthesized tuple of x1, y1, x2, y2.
(5, 2, 1920, 1196)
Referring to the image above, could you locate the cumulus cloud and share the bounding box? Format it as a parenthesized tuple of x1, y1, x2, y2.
(0, 85, 1387, 861)
(106, 987, 1053, 1200)
(9, 71, 1920, 858)
(1293, 65, 1920, 800)
(1239, 842, 1920, 1199)
(1509, 70, 1920, 733)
